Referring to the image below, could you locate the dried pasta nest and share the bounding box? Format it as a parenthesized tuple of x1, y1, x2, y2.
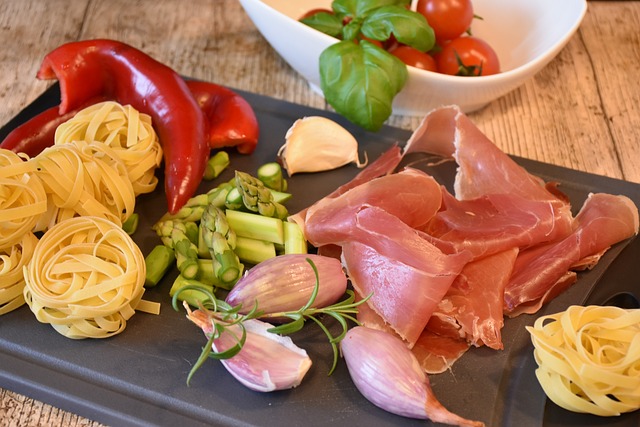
(0, 148, 47, 314)
(33, 140, 136, 231)
(23, 216, 147, 339)
(55, 101, 163, 195)
(528, 305, 640, 416)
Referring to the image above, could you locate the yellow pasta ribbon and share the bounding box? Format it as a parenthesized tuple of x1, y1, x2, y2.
(527, 305, 640, 416)
(0, 149, 47, 249)
(23, 216, 158, 339)
(33, 140, 136, 230)
(55, 101, 163, 196)
(0, 232, 39, 315)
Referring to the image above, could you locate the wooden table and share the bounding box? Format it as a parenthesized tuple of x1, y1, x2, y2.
(0, 1, 638, 426)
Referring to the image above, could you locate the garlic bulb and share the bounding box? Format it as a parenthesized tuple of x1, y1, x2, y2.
(189, 309, 312, 392)
(225, 253, 347, 316)
(277, 116, 367, 175)
(341, 326, 485, 427)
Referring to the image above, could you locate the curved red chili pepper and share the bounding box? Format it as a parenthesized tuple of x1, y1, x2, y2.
(0, 96, 106, 157)
(35, 39, 209, 214)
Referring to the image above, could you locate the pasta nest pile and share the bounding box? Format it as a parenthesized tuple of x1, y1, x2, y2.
(23, 216, 146, 339)
(528, 305, 640, 416)
(0, 149, 46, 314)
(1, 101, 162, 334)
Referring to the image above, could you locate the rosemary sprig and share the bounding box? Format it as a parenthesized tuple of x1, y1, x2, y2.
(172, 257, 371, 383)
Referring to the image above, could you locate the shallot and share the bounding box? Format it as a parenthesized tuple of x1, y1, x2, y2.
(188, 309, 311, 392)
(341, 326, 485, 427)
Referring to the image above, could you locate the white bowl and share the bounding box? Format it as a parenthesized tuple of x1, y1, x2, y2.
(239, 0, 587, 116)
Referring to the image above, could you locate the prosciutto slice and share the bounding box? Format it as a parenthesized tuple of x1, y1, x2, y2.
(426, 248, 519, 350)
(302, 168, 442, 248)
(504, 192, 639, 315)
(422, 189, 573, 260)
(341, 207, 470, 347)
(403, 105, 566, 204)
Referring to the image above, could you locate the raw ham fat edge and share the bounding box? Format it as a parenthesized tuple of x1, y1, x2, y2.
(291, 105, 639, 418)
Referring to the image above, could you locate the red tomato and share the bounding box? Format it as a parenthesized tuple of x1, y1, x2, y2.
(299, 8, 333, 21)
(389, 45, 437, 72)
(435, 36, 500, 76)
(416, 0, 474, 42)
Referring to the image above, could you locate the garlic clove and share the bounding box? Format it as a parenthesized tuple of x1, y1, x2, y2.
(341, 326, 485, 427)
(277, 116, 367, 175)
(225, 253, 347, 316)
(189, 310, 312, 392)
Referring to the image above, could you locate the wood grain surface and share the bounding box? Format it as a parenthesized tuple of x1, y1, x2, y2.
(0, 1, 638, 426)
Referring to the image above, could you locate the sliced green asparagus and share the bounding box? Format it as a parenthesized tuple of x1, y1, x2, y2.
(201, 204, 243, 285)
(170, 275, 215, 307)
(144, 245, 176, 287)
(225, 209, 285, 245)
(153, 220, 200, 279)
(235, 236, 277, 264)
(283, 221, 307, 254)
(257, 162, 288, 192)
(204, 151, 230, 180)
(122, 213, 139, 235)
(234, 170, 289, 220)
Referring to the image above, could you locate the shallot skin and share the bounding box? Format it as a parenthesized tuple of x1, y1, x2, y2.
(188, 310, 312, 392)
(225, 254, 347, 315)
(341, 326, 485, 427)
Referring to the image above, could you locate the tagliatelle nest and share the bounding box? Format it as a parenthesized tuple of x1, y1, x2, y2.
(23, 216, 149, 339)
(528, 305, 640, 416)
(0, 149, 47, 314)
(54, 101, 163, 195)
(33, 140, 136, 231)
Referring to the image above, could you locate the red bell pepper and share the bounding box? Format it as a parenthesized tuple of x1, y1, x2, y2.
(0, 96, 106, 158)
(35, 39, 209, 214)
(186, 80, 259, 154)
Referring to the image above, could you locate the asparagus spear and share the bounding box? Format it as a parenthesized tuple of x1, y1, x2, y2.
(204, 151, 230, 180)
(153, 220, 200, 279)
(200, 204, 243, 285)
(257, 162, 288, 192)
(234, 170, 289, 220)
(144, 244, 176, 287)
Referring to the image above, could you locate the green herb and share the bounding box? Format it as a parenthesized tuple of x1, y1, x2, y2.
(173, 258, 371, 382)
(303, 0, 435, 131)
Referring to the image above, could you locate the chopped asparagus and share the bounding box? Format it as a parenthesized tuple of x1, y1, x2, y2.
(225, 209, 285, 245)
(201, 204, 243, 285)
(283, 221, 307, 254)
(257, 162, 288, 192)
(204, 151, 230, 180)
(122, 213, 139, 235)
(144, 245, 176, 287)
(235, 236, 277, 264)
(170, 274, 215, 307)
(234, 170, 289, 219)
(224, 187, 244, 211)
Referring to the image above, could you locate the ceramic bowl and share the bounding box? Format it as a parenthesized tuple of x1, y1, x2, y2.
(239, 0, 587, 115)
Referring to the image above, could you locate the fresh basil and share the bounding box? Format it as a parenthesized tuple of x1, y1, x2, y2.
(300, 12, 343, 38)
(302, 0, 433, 131)
(320, 40, 408, 131)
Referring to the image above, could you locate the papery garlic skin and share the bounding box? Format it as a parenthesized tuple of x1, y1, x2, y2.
(225, 254, 347, 315)
(341, 326, 485, 427)
(277, 116, 367, 175)
(189, 310, 312, 392)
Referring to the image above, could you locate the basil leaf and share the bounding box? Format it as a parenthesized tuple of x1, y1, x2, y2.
(300, 12, 344, 38)
(320, 40, 407, 131)
(361, 6, 435, 51)
(342, 18, 363, 41)
(333, 0, 410, 19)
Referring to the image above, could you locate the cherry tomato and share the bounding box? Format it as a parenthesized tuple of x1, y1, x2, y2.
(435, 36, 500, 76)
(299, 8, 333, 21)
(416, 0, 474, 42)
(389, 45, 437, 72)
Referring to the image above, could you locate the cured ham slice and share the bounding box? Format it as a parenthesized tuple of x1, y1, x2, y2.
(341, 206, 470, 348)
(426, 248, 519, 350)
(288, 144, 402, 229)
(302, 168, 442, 248)
(411, 330, 471, 374)
(422, 189, 573, 260)
(504, 192, 639, 316)
(403, 105, 567, 205)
